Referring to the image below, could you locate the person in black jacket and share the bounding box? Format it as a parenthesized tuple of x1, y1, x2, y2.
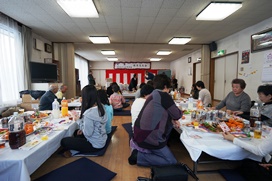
(88, 70, 96, 85)
(129, 74, 138, 91)
(39, 85, 60, 110)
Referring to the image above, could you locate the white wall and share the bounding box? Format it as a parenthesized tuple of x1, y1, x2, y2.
(31, 33, 52, 63)
(90, 61, 170, 87)
(213, 17, 272, 100)
(170, 49, 201, 94)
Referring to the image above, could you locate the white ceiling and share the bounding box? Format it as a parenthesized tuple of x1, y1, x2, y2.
(1, 0, 272, 62)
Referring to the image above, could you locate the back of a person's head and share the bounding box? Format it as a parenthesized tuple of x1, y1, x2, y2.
(112, 84, 120, 92)
(98, 89, 110, 105)
(140, 84, 154, 97)
(232, 78, 246, 89)
(257, 84, 272, 96)
(139, 83, 146, 89)
(153, 74, 171, 90)
(81, 85, 104, 118)
(195, 81, 205, 89)
(146, 80, 153, 87)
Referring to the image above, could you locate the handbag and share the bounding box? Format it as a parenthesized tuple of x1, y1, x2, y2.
(151, 163, 199, 181)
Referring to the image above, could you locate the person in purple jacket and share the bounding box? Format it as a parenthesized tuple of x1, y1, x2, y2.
(129, 74, 182, 166)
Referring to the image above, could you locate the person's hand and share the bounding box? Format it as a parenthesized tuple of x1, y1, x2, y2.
(77, 129, 83, 135)
(259, 164, 272, 170)
(233, 111, 243, 115)
(172, 120, 181, 129)
(222, 132, 235, 141)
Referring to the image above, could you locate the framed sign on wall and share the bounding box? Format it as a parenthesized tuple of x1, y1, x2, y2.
(114, 62, 151, 69)
(251, 28, 272, 53)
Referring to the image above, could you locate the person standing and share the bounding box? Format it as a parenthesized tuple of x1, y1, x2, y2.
(88, 70, 96, 85)
(39, 84, 60, 110)
(129, 74, 138, 91)
(129, 74, 182, 166)
(56, 84, 68, 99)
(145, 70, 154, 81)
(171, 75, 178, 91)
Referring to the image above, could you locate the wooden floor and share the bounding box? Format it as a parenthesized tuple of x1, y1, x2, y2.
(30, 102, 236, 181)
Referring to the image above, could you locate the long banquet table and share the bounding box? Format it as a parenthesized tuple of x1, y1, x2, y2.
(0, 119, 78, 181)
(178, 115, 264, 173)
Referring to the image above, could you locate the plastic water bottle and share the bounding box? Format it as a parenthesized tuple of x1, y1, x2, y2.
(8, 112, 26, 149)
(52, 98, 60, 119)
(250, 102, 260, 127)
(61, 97, 68, 117)
(188, 94, 193, 110)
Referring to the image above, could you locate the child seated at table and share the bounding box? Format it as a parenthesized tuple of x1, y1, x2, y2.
(109, 84, 129, 111)
(98, 89, 113, 134)
(60, 85, 107, 157)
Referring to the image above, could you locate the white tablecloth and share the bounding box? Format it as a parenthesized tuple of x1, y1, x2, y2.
(179, 119, 263, 162)
(0, 121, 78, 181)
(68, 100, 81, 107)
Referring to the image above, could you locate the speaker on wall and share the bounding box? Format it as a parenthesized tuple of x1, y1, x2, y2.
(209, 42, 217, 52)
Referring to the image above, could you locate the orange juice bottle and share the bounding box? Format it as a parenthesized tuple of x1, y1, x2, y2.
(197, 98, 204, 110)
(61, 97, 68, 117)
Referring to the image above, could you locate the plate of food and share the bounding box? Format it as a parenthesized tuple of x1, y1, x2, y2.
(19, 139, 41, 150)
(0, 128, 9, 140)
(33, 127, 53, 135)
(30, 111, 49, 121)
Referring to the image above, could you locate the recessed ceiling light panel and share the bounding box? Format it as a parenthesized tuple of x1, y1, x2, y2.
(57, 0, 99, 18)
(150, 58, 161, 61)
(107, 57, 118, 61)
(89, 36, 110, 44)
(196, 2, 242, 21)
(168, 37, 191, 45)
(157, 51, 172, 55)
(101, 50, 115, 55)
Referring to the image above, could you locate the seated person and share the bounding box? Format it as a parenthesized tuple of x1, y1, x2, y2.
(129, 74, 138, 91)
(190, 84, 199, 99)
(60, 85, 107, 157)
(215, 78, 251, 116)
(129, 74, 182, 166)
(56, 84, 68, 99)
(131, 84, 154, 129)
(235, 84, 272, 126)
(195, 81, 212, 107)
(98, 89, 113, 134)
(109, 84, 129, 111)
(222, 98, 272, 181)
(134, 83, 146, 99)
(39, 85, 60, 110)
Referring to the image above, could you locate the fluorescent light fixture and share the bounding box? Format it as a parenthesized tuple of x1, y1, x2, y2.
(57, 0, 99, 18)
(89, 36, 110, 44)
(196, 2, 242, 21)
(101, 50, 115, 55)
(107, 57, 118, 61)
(168, 37, 191, 45)
(252, 34, 266, 40)
(157, 51, 172, 55)
(150, 58, 161, 61)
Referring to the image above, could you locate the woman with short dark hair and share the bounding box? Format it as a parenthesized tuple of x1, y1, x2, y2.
(215, 78, 251, 116)
(195, 80, 212, 107)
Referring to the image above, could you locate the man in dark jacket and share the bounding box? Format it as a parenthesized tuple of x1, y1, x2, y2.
(39, 85, 60, 110)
